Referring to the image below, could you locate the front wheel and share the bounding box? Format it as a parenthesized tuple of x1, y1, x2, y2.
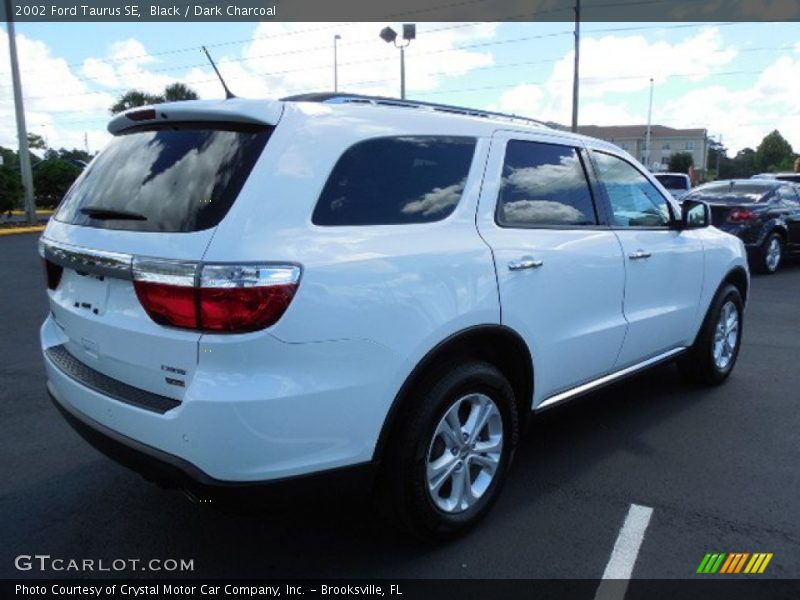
(378, 361, 519, 540)
(678, 284, 744, 385)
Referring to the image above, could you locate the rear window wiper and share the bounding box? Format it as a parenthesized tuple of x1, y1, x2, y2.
(80, 206, 147, 221)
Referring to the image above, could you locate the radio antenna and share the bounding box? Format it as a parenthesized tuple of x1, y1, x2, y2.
(202, 46, 236, 99)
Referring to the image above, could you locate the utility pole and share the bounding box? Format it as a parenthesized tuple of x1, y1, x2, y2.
(716, 134, 722, 176)
(644, 77, 654, 169)
(5, 1, 36, 225)
(400, 45, 406, 100)
(571, 0, 580, 132)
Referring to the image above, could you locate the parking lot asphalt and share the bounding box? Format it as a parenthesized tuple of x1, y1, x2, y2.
(1, 232, 798, 580)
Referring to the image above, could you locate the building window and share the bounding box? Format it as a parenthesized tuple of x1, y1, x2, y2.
(685, 141, 694, 150)
(662, 143, 670, 150)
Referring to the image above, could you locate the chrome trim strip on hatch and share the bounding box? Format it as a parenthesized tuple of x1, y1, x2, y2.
(535, 347, 687, 412)
(39, 238, 134, 280)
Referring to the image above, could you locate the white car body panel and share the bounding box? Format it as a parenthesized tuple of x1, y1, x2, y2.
(475, 130, 627, 405)
(40, 98, 749, 483)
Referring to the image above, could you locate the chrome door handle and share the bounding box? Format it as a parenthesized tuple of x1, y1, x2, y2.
(628, 250, 652, 260)
(508, 258, 544, 271)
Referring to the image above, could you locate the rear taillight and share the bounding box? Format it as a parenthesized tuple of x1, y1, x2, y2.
(728, 209, 755, 222)
(132, 258, 300, 333)
(42, 258, 63, 290)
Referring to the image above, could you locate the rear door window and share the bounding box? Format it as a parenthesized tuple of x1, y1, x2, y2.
(495, 140, 597, 227)
(55, 124, 272, 232)
(312, 136, 476, 226)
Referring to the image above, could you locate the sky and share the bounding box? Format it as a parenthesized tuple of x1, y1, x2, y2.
(1, 21, 798, 157)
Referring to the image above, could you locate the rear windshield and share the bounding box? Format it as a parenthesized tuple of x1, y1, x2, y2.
(654, 175, 689, 189)
(684, 183, 773, 204)
(775, 174, 800, 183)
(55, 124, 271, 232)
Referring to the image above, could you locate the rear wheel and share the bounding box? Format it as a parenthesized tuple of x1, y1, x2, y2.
(756, 232, 783, 274)
(678, 284, 744, 385)
(378, 361, 519, 540)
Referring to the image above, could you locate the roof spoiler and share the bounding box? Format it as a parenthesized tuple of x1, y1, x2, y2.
(108, 99, 284, 135)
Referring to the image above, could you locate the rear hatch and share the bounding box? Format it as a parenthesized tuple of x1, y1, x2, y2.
(41, 100, 281, 402)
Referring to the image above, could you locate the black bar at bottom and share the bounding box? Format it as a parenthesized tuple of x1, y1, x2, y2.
(4, 579, 799, 600)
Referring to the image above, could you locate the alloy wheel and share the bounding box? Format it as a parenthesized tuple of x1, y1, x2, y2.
(425, 393, 504, 514)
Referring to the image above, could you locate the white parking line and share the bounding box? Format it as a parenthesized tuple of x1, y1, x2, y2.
(594, 503, 654, 600)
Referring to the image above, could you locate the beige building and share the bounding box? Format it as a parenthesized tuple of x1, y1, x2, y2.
(577, 125, 708, 177)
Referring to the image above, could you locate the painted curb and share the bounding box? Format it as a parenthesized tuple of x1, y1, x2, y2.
(0, 226, 45, 236)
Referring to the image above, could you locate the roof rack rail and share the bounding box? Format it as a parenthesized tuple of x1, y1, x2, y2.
(280, 92, 550, 129)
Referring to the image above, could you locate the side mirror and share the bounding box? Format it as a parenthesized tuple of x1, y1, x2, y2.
(680, 199, 710, 229)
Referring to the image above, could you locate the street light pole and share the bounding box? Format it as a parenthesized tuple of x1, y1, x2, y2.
(333, 34, 341, 92)
(380, 24, 415, 100)
(5, 0, 36, 226)
(645, 77, 654, 169)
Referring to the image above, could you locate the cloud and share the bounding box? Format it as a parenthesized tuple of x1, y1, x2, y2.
(491, 27, 737, 124)
(402, 180, 465, 216)
(0, 29, 112, 151)
(483, 26, 800, 154)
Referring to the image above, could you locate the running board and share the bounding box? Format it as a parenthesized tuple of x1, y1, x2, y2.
(535, 347, 687, 412)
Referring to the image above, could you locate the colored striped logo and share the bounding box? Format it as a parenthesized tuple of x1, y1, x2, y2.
(697, 553, 773, 574)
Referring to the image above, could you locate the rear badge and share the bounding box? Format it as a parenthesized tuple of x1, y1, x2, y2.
(161, 364, 187, 376)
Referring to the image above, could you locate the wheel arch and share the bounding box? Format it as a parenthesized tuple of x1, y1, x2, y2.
(722, 265, 749, 305)
(372, 324, 534, 463)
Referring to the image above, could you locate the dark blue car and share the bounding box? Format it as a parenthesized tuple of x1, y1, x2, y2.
(682, 179, 800, 274)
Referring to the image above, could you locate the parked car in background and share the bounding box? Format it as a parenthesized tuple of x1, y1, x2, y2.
(751, 172, 800, 183)
(682, 179, 800, 273)
(654, 172, 692, 199)
(40, 94, 749, 539)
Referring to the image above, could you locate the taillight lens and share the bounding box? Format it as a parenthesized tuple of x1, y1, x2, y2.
(199, 265, 299, 331)
(729, 209, 755, 222)
(132, 259, 300, 333)
(42, 258, 63, 290)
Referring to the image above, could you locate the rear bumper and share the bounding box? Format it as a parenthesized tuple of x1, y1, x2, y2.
(41, 313, 400, 483)
(48, 383, 376, 503)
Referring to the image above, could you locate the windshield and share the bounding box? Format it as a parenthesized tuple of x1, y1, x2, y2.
(55, 124, 271, 232)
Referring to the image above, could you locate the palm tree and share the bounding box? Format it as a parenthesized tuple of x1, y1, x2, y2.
(109, 83, 199, 115)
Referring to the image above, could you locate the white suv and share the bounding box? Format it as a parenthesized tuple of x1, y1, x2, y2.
(40, 94, 749, 538)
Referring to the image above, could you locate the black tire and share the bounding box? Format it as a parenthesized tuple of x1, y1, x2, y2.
(377, 361, 519, 540)
(755, 232, 783, 274)
(678, 284, 744, 385)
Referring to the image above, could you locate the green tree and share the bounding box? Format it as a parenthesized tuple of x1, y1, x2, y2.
(163, 82, 199, 102)
(33, 159, 81, 208)
(110, 90, 164, 115)
(668, 151, 694, 174)
(27, 132, 47, 150)
(0, 167, 23, 214)
(755, 130, 793, 172)
(110, 83, 199, 114)
(729, 148, 757, 178)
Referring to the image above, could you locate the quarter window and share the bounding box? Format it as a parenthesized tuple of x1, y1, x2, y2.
(593, 151, 672, 227)
(312, 136, 476, 226)
(496, 141, 597, 227)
